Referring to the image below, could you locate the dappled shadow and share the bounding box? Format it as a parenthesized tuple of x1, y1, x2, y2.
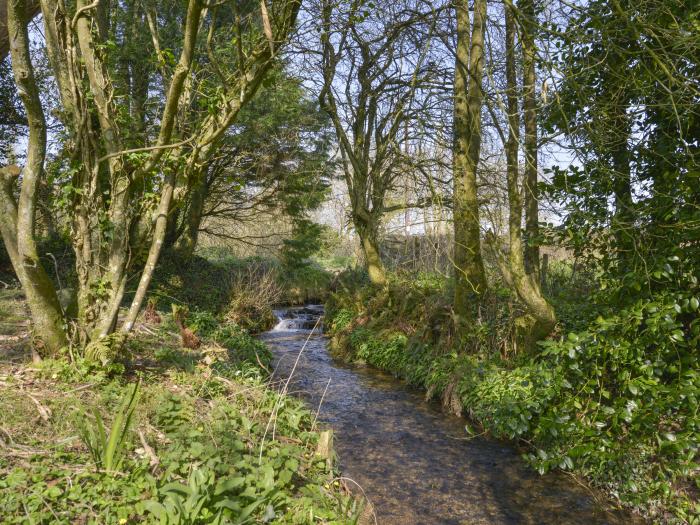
(0, 289, 32, 363)
(124, 322, 205, 377)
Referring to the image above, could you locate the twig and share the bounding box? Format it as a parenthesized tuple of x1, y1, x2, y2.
(332, 476, 378, 525)
(254, 351, 270, 374)
(63, 383, 95, 395)
(445, 430, 487, 441)
(45, 253, 63, 292)
(312, 377, 331, 431)
(95, 136, 196, 164)
(25, 392, 51, 421)
(138, 429, 160, 468)
(137, 324, 158, 336)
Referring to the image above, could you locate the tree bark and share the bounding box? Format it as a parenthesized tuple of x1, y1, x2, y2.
(504, 3, 555, 351)
(520, 0, 540, 280)
(605, 52, 633, 270)
(355, 216, 386, 286)
(3, 0, 67, 354)
(174, 168, 207, 259)
(0, 0, 39, 60)
(453, 0, 487, 319)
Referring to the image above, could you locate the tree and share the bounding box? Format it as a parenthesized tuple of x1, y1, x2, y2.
(452, 0, 488, 320)
(1, 0, 302, 352)
(317, 0, 442, 285)
(1, 0, 66, 352)
(500, 0, 555, 349)
(518, 0, 542, 279)
(165, 68, 332, 255)
(543, 0, 699, 302)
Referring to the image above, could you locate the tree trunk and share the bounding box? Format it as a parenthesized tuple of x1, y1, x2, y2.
(504, 2, 555, 351)
(355, 218, 386, 286)
(521, 0, 540, 280)
(175, 168, 207, 259)
(453, 0, 487, 319)
(606, 54, 633, 271)
(0, 0, 39, 60)
(3, 0, 67, 354)
(121, 0, 204, 334)
(612, 146, 632, 270)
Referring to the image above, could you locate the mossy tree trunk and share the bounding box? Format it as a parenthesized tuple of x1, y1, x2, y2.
(174, 171, 207, 260)
(453, 0, 488, 320)
(1, 0, 67, 354)
(603, 50, 633, 272)
(521, 0, 541, 281)
(504, 2, 555, 350)
(355, 215, 386, 286)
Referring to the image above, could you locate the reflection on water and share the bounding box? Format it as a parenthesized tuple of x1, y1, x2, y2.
(262, 307, 639, 525)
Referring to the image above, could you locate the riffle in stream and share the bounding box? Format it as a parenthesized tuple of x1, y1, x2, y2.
(262, 306, 638, 525)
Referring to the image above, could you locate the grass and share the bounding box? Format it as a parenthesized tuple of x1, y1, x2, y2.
(0, 288, 30, 337)
(0, 291, 363, 524)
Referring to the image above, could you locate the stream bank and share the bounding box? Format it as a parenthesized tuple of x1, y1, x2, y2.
(263, 306, 638, 525)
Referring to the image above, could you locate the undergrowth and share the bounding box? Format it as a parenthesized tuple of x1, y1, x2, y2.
(151, 248, 333, 333)
(326, 267, 699, 524)
(0, 306, 360, 524)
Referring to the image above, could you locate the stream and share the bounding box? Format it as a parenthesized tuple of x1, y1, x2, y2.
(262, 306, 637, 525)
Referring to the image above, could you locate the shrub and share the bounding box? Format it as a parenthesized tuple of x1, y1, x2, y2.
(151, 254, 281, 332)
(211, 323, 273, 369)
(325, 268, 700, 522)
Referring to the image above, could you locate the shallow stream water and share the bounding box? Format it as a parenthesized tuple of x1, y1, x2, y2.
(262, 306, 638, 525)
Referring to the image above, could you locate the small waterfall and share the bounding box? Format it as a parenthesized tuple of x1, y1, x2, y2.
(272, 305, 324, 332)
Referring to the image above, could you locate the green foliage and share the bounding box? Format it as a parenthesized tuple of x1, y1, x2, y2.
(326, 270, 700, 522)
(281, 220, 326, 271)
(83, 332, 129, 366)
(140, 467, 266, 525)
(76, 382, 140, 472)
(36, 355, 125, 384)
(0, 313, 356, 523)
(329, 308, 354, 333)
(210, 323, 273, 369)
(531, 269, 699, 514)
(186, 310, 220, 338)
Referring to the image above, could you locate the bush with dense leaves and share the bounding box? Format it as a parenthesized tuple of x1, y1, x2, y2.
(326, 267, 700, 523)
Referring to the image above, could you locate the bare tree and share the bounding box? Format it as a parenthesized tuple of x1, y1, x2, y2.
(317, 0, 443, 285)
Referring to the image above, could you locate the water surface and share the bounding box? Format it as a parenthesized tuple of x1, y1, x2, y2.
(263, 306, 637, 525)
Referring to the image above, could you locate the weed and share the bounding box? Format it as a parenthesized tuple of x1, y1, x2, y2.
(76, 381, 140, 472)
